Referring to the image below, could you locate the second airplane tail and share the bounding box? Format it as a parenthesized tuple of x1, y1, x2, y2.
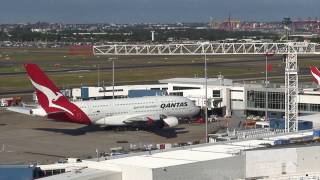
(311, 66, 320, 85)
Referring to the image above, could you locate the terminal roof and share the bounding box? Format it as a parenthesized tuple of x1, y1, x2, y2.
(159, 78, 233, 86)
(99, 139, 274, 169)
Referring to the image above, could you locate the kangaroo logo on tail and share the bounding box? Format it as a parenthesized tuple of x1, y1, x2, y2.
(30, 79, 74, 115)
(24, 64, 91, 125)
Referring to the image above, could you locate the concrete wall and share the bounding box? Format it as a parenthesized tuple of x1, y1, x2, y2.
(88, 172, 122, 180)
(120, 165, 152, 180)
(230, 88, 245, 111)
(299, 94, 320, 104)
(152, 155, 245, 180)
(296, 146, 320, 173)
(245, 145, 320, 178)
(117, 146, 320, 180)
(225, 88, 231, 116)
(105, 173, 122, 180)
(232, 110, 245, 118)
(231, 100, 245, 111)
(245, 148, 297, 178)
(92, 146, 320, 180)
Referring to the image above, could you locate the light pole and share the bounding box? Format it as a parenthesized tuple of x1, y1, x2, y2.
(265, 53, 273, 122)
(78, 75, 84, 87)
(265, 55, 268, 122)
(97, 64, 100, 87)
(201, 42, 210, 143)
(108, 57, 116, 99)
(112, 58, 115, 99)
(204, 52, 208, 143)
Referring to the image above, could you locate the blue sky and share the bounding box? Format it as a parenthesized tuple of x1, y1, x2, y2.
(0, 0, 319, 23)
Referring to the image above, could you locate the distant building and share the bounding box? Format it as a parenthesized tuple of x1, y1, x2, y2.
(209, 17, 240, 31)
(220, 20, 241, 31)
(209, 18, 220, 29)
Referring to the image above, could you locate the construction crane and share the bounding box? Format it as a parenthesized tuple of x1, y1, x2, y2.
(93, 42, 320, 134)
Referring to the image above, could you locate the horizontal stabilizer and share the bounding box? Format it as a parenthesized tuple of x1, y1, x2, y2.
(47, 111, 72, 121)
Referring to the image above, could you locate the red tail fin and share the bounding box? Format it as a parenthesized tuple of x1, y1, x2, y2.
(24, 64, 91, 125)
(311, 66, 320, 85)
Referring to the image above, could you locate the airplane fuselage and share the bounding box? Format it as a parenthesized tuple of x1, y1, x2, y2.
(74, 96, 199, 126)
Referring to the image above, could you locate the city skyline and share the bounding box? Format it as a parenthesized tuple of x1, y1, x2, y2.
(0, 0, 320, 23)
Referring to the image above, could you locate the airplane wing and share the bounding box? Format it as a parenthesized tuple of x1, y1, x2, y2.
(6, 106, 32, 115)
(95, 113, 178, 128)
(124, 113, 163, 123)
(121, 113, 179, 128)
(6, 106, 48, 117)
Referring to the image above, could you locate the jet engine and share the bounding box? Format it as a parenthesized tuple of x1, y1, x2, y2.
(162, 116, 178, 127)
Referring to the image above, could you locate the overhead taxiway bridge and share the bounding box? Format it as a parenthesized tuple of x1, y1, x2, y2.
(93, 42, 320, 55)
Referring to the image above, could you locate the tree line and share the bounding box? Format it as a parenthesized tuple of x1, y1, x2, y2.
(0, 26, 278, 43)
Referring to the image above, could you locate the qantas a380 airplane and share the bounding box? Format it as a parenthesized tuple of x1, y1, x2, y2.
(24, 64, 200, 129)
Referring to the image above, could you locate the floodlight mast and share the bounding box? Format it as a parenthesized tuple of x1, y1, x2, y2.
(93, 42, 320, 133)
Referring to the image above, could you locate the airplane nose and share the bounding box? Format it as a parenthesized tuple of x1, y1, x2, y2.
(193, 105, 200, 115)
(196, 106, 200, 114)
(190, 107, 201, 118)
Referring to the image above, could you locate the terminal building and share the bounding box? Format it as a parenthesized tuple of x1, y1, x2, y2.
(38, 130, 320, 180)
(59, 77, 320, 120)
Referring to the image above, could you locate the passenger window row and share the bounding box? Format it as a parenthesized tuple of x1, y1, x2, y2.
(115, 102, 155, 106)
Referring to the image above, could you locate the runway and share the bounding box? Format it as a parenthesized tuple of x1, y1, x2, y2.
(1, 55, 319, 77)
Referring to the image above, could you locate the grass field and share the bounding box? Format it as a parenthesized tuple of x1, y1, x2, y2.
(0, 48, 319, 92)
(0, 66, 260, 91)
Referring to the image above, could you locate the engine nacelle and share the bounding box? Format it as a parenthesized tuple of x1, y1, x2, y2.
(162, 116, 178, 127)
